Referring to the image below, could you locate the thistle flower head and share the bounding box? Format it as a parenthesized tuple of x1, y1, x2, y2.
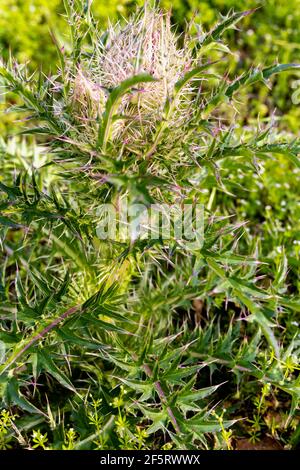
(98, 9, 191, 106)
(72, 69, 105, 132)
(71, 7, 194, 149)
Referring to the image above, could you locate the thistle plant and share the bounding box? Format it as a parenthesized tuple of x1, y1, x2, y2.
(0, 1, 300, 450)
(70, 7, 193, 149)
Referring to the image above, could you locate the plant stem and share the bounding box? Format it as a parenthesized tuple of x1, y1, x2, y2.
(1, 305, 81, 374)
(142, 362, 181, 434)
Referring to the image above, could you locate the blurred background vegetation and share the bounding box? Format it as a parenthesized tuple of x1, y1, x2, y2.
(0, 0, 299, 135)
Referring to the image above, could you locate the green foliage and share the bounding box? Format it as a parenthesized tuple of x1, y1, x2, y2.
(0, 2, 299, 450)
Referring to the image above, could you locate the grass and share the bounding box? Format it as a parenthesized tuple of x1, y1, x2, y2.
(0, 2, 299, 450)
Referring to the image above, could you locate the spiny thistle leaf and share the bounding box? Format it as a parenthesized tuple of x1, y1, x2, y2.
(97, 73, 157, 151)
(201, 9, 258, 46)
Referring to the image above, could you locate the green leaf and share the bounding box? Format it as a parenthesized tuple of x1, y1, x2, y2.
(225, 63, 300, 98)
(6, 378, 45, 415)
(117, 377, 153, 401)
(202, 63, 300, 116)
(174, 62, 218, 94)
(201, 9, 257, 46)
(247, 310, 280, 359)
(38, 350, 76, 392)
(177, 383, 224, 404)
(0, 215, 22, 229)
(86, 317, 131, 334)
(137, 404, 168, 434)
(0, 181, 21, 199)
(97, 73, 157, 151)
(163, 364, 202, 383)
(187, 417, 236, 434)
(57, 327, 106, 350)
